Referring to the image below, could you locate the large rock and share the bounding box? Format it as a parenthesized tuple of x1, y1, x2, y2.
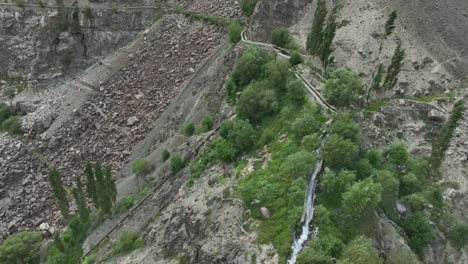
(428, 109, 446, 122)
(260, 207, 270, 219)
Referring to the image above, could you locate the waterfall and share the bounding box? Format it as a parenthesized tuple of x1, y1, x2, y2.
(287, 158, 323, 264)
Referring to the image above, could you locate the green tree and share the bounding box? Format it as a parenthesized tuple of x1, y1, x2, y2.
(384, 144, 409, 167)
(265, 59, 291, 94)
(382, 44, 405, 90)
(367, 63, 385, 102)
(307, 0, 327, 56)
(375, 170, 399, 216)
(271, 27, 292, 48)
(402, 212, 433, 254)
(72, 176, 89, 223)
(297, 246, 332, 264)
(323, 134, 359, 170)
(280, 150, 316, 179)
(290, 51, 303, 66)
(341, 236, 382, 264)
(220, 119, 258, 153)
(237, 82, 278, 123)
(324, 70, 364, 108)
(302, 133, 321, 152)
(200, 115, 214, 132)
(431, 100, 465, 174)
(320, 5, 338, 71)
(56, 0, 67, 31)
(48, 167, 70, 219)
(329, 112, 361, 144)
(292, 110, 320, 140)
(231, 47, 268, 89)
(384, 11, 398, 37)
(0, 232, 42, 264)
(240, 0, 257, 17)
(104, 165, 117, 205)
(85, 161, 99, 208)
(228, 22, 243, 44)
(287, 79, 306, 106)
(320, 169, 356, 194)
(342, 179, 382, 219)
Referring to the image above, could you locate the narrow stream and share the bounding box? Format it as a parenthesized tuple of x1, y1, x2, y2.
(287, 157, 323, 264)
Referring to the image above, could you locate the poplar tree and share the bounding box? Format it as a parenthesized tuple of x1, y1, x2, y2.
(94, 162, 106, 210)
(48, 167, 70, 220)
(72, 177, 89, 223)
(367, 63, 385, 103)
(385, 10, 398, 37)
(320, 5, 338, 71)
(431, 100, 465, 175)
(85, 161, 99, 208)
(307, 0, 327, 56)
(104, 165, 117, 205)
(382, 44, 405, 90)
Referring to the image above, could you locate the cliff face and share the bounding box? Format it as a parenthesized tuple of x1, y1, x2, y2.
(0, 4, 161, 90)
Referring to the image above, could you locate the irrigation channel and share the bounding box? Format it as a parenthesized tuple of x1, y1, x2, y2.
(241, 30, 336, 263)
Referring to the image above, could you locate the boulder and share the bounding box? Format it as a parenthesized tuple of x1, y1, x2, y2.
(428, 109, 446, 122)
(260, 207, 270, 219)
(127, 116, 139, 126)
(396, 201, 407, 215)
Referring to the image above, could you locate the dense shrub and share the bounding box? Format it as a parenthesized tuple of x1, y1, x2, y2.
(384, 144, 409, 167)
(287, 79, 306, 106)
(230, 47, 268, 91)
(112, 231, 143, 255)
(0, 232, 42, 264)
(220, 119, 258, 153)
(375, 170, 399, 216)
(170, 154, 185, 174)
(280, 150, 316, 179)
(324, 70, 364, 108)
(323, 134, 359, 170)
(341, 237, 382, 264)
(200, 115, 214, 132)
(264, 60, 291, 94)
(182, 121, 196, 136)
(161, 149, 170, 162)
(240, 0, 257, 16)
(0, 103, 12, 122)
(212, 139, 237, 162)
(329, 112, 361, 144)
(271, 27, 292, 48)
(237, 82, 278, 124)
(402, 212, 433, 254)
(320, 169, 356, 194)
(449, 223, 468, 250)
(115, 196, 135, 212)
(289, 51, 303, 66)
(297, 246, 331, 264)
(132, 158, 153, 177)
(228, 22, 243, 44)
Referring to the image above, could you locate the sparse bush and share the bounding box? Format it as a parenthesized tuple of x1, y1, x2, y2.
(272, 27, 292, 48)
(1, 116, 22, 134)
(228, 22, 243, 44)
(170, 154, 185, 174)
(324, 70, 364, 108)
(161, 149, 170, 162)
(112, 231, 143, 255)
(200, 115, 214, 132)
(182, 121, 196, 136)
(449, 223, 468, 250)
(132, 158, 153, 177)
(289, 51, 303, 66)
(115, 196, 135, 212)
(0, 232, 42, 264)
(240, 0, 257, 17)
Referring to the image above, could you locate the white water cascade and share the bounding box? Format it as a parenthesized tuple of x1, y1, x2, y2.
(287, 158, 323, 264)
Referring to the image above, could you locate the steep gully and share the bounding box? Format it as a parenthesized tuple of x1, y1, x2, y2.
(241, 30, 335, 263)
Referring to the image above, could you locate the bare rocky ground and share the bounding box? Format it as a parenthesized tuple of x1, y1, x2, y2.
(172, 0, 241, 18)
(0, 14, 224, 240)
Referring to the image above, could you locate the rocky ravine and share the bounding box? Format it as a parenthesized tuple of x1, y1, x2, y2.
(0, 14, 224, 240)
